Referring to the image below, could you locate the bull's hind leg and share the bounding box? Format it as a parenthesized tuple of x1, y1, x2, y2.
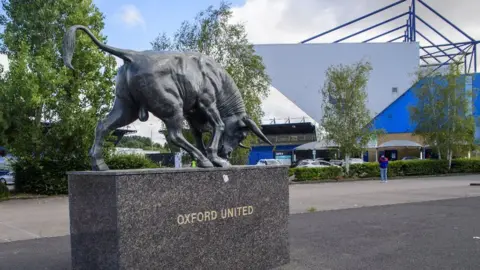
(90, 97, 138, 171)
(191, 127, 207, 156)
(163, 114, 214, 168)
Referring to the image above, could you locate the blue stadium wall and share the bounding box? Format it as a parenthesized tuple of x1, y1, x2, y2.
(248, 145, 300, 165)
(372, 73, 480, 140)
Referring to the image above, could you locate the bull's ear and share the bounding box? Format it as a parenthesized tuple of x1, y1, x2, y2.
(242, 117, 272, 145)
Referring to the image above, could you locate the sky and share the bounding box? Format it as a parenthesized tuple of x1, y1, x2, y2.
(2, 0, 480, 144)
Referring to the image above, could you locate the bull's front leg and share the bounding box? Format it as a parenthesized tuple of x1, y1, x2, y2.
(199, 104, 231, 168)
(164, 118, 214, 168)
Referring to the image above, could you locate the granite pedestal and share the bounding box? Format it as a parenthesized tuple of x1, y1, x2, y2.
(67, 165, 290, 270)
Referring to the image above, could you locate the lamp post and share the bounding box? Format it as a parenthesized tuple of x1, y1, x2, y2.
(149, 123, 153, 150)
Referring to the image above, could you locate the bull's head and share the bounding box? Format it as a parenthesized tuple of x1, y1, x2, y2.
(219, 116, 272, 159)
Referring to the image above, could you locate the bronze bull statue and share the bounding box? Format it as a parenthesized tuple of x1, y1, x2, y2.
(62, 25, 272, 170)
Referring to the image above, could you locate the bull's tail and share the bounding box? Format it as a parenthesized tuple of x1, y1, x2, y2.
(62, 25, 133, 70)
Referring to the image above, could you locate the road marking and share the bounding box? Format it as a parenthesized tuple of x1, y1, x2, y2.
(0, 221, 41, 239)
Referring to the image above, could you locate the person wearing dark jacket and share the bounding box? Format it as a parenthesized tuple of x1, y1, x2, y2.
(379, 155, 389, 183)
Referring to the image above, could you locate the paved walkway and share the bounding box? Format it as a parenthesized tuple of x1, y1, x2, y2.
(290, 175, 480, 213)
(1, 175, 480, 243)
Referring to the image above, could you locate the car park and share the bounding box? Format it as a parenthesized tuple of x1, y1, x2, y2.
(256, 159, 282, 166)
(295, 159, 339, 168)
(0, 171, 14, 185)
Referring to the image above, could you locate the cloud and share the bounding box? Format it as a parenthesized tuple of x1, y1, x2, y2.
(116, 4, 146, 30)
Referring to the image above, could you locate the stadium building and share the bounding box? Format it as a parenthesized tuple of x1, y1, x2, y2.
(248, 0, 479, 164)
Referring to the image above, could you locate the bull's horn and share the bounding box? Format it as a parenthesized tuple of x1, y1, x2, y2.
(243, 118, 272, 145)
(239, 143, 251, 150)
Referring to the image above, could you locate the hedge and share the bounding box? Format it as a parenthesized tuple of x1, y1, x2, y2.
(0, 182, 9, 201)
(289, 158, 480, 182)
(105, 153, 160, 170)
(12, 154, 160, 195)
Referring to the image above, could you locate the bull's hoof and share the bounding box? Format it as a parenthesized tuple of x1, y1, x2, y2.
(197, 159, 214, 168)
(211, 157, 231, 168)
(92, 159, 109, 171)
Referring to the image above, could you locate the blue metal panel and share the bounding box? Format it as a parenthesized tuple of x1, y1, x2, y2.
(473, 74, 480, 143)
(372, 73, 480, 134)
(372, 85, 419, 133)
(248, 145, 301, 165)
(248, 146, 273, 165)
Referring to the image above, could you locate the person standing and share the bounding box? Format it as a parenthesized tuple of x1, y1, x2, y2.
(379, 155, 389, 183)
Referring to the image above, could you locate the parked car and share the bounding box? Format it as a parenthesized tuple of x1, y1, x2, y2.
(402, 156, 419, 160)
(329, 159, 344, 166)
(296, 159, 339, 168)
(348, 158, 365, 164)
(256, 159, 282, 166)
(329, 158, 364, 166)
(0, 171, 14, 185)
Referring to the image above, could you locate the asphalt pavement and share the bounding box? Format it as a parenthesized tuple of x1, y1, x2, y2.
(3, 175, 480, 243)
(1, 196, 480, 270)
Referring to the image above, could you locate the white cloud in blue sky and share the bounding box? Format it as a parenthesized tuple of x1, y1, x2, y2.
(116, 4, 146, 30)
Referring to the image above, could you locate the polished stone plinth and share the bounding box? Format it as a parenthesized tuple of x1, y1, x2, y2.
(67, 165, 290, 270)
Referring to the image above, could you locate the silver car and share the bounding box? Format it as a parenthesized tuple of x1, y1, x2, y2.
(296, 159, 339, 168)
(256, 159, 282, 166)
(0, 171, 14, 185)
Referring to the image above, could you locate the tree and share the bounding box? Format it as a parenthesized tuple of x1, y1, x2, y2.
(151, 1, 271, 165)
(0, 0, 117, 194)
(320, 60, 380, 174)
(117, 135, 169, 152)
(409, 63, 475, 169)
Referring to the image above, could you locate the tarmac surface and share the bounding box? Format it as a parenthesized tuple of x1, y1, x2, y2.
(1, 196, 480, 270)
(2, 175, 480, 243)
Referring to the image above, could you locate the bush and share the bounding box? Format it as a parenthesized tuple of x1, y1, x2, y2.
(0, 181, 9, 201)
(12, 157, 84, 195)
(12, 154, 160, 196)
(290, 158, 480, 182)
(399, 159, 449, 176)
(450, 158, 480, 174)
(346, 163, 378, 178)
(293, 166, 343, 181)
(105, 154, 160, 170)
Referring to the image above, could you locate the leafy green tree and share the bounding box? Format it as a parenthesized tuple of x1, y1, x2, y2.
(117, 135, 169, 152)
(151, 1, 271, 165)
(409, 63, 475, 169)
(0, 0, 117, 194)
(320, 60, 381, 173)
